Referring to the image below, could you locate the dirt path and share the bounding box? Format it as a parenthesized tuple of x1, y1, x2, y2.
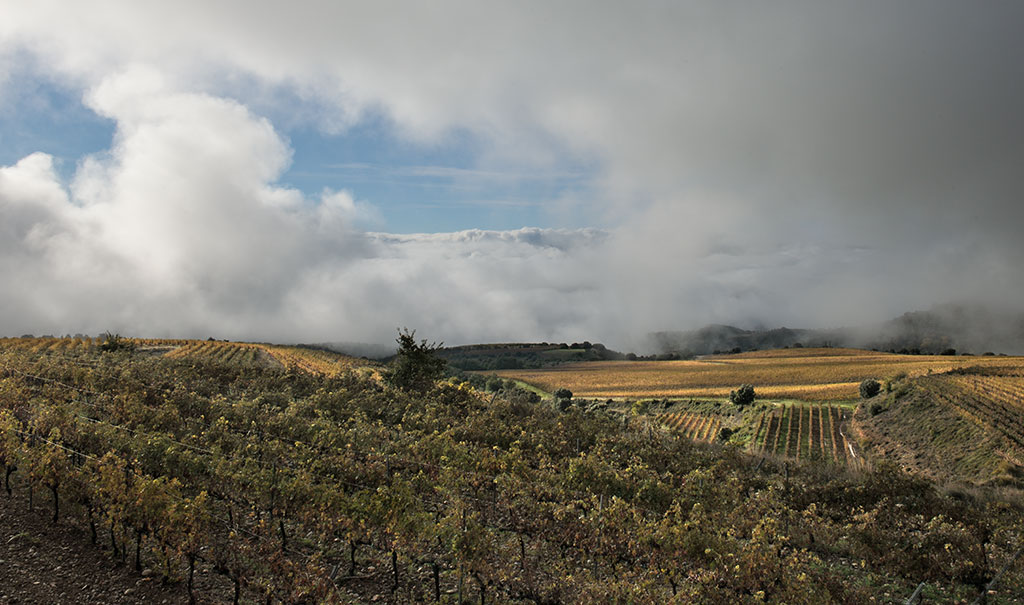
(0, 488, 190, 605)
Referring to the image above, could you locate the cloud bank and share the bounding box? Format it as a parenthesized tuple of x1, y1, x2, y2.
(2, 1, 1024, 349)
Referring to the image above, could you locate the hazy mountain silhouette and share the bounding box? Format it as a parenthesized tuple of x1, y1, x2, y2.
(651, 304, 1024, 356)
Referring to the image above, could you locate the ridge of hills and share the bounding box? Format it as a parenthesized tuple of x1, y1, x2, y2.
(315, 304, 1024, 367)
(651, 303, 1024, 357)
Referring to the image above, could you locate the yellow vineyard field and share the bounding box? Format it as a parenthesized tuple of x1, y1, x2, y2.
(492, 348, 1024, 401)
(660, 412, 722, 443)
(261, 345, 373, 377)
(0, 337, 373, 378)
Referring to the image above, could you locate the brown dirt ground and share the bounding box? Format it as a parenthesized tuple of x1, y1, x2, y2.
(0, 485, 222, 605)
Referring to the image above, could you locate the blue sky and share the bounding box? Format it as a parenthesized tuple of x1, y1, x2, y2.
(1, 74, 594, 234)
(0, 73, 113, 180)
(279, 122, 594, 233)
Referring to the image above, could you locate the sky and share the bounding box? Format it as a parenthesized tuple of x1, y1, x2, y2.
(1, 1, 1023, 350)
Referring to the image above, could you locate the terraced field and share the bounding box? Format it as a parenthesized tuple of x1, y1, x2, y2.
(492, 348, 1024, 401)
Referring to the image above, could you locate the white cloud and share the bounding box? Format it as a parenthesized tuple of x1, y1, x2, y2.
(0, 68, 373, 339)
(1, 1, 1023, 346)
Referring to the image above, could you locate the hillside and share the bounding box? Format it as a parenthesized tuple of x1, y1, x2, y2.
(854, 367, 1024, 485)
(494, 347, 1024, 490)
(434, 341, 628, 370)
(0, 336, 374, 377)
(2, 337, 1023, 602)
(650, 325, 815, 356)
(651, 303, 1024, 356)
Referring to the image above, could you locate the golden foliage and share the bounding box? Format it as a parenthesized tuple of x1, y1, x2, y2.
(493, 348, 1024, 401)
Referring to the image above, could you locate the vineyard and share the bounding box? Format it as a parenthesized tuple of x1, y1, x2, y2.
(165, 341, 371, 376)
(0, 336, 103, 354)
(843, 363, 1024, 486)
(661, 403, 860, 467)
(0, 339, 1022, 603)
(749, 404, 858, 465)
(942, 372, 1024, 452)
(261, 345, 374, 377)
(164, 341, 269, 366)
(659, 412, 723, 443)
(0, 336, 372, 378)
(492, 348, 1024, 401)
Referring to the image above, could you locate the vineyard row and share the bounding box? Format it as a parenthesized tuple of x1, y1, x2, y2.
(751, 404, 854, 465)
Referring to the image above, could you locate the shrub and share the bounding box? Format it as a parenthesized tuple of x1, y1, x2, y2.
(485, 375, 505, 392)
(98, 332, 134, 353)
(554, 388, 573, 401)
(892, 382, 912, 400)
(859, 378, 881, 399)
(884, 372, 908, 393)
(506, 387, 541, 404)
(729, 384, 755, 406)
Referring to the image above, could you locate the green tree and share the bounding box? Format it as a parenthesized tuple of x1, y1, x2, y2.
(384, 328, 446, 393)
(729, 384, 755, 406)
(860, 378, 881, 399)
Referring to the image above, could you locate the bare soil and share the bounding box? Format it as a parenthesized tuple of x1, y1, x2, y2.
(0, 487, 192, 604)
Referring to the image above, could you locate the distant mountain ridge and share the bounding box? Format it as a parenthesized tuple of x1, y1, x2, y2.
(651, 304, 1024, 356)
(312, 341, 397, 359)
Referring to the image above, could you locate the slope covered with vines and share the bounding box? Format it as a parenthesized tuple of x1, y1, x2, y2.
(855, 367, 1024, 484)
(0, 340, 1021, 603)
(749, 404, 858, 466)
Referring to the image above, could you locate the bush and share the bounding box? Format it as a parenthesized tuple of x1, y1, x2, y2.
(859, 378, 881, 399)
(554, 388, 573, 401)
(506, 387, 541, 404)
(729, 384, 755, 406)
(485, 375, 505, 392)
(98, 332, 135, 353)
(892, 382, 912, 400)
